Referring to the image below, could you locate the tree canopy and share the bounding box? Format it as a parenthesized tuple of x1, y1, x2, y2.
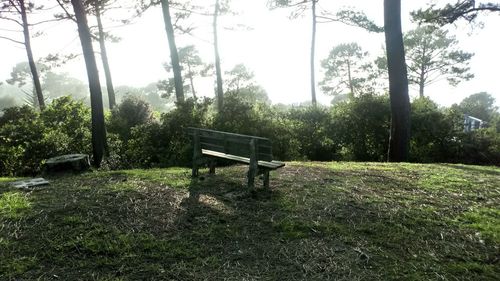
(459, 92, 498, 122)
(1, 0, 498, 168)
(412, 0, 500, 26)
(320, 42, 374, 98)
(404, 25, 474, 98)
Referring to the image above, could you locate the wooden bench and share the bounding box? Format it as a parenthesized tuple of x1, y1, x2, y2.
(186, 127, 285, 189)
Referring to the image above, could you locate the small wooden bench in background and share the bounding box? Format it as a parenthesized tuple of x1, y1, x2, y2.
(186, 127, 285, 189)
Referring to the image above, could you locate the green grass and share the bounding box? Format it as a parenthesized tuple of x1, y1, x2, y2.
(0, 163, 499, 280)
(0, 192, 31, 219)
(0, 177, 23, 184)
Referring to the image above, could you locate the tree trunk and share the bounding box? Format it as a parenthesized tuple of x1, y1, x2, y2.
(418, 76, 425, 98)
(347, 59, 354, 97)
(160, 0, 184, 103)
(187, 63, 197, 99)
(418, 59, 426, 98)
(214, 0, 224, 111)
(71, 0, 107, 168)
(30, 88, 39, 108)
(310, 0, 317, 106)
(95, 2, 116, 109)
(384, 0, 410, 162)
(19, 0, 45, 110)
(418, 44, 426, 98)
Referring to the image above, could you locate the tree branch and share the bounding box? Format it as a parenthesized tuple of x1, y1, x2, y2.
(0, 34, 24, 45)
(0, 27, 22, 32)
(0, 16, 23, 26)
(268, 0, 309, 10)
(7, 0, 21, 14)
(412, 1, 500, 25)
(31, 17, 70, 26)
(55, 0, 77, 23)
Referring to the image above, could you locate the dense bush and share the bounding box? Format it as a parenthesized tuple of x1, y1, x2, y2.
(331, 94, 391, 161)
(458, 128, 500, 165)
(108, 95, 154, 143)
(126, 98, 212, 168)
(213, 93, 300, 160)
(41, 96, 92, 155)
(410, 98, 456, 162)
(0, 97, 91, 175)
(125, 122, 163, 168)
(451, 112, 500, 165)
(0, 106, 43, 175)
(287, 106, 339, 161)
(1, 92, 498, 176)
(458, 92, 498, 123)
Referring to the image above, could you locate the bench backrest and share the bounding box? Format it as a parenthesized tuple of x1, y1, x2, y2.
(186, 127, 274, 161)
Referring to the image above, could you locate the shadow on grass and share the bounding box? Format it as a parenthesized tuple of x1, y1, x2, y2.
(0, 165, 498, 280)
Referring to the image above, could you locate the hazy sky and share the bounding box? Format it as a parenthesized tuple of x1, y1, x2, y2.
(1, 0, 499, 106)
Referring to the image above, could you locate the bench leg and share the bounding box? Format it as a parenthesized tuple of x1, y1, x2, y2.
(192, 131, 201, 178)
(263, 170, 270, 188)
(192, 163, 199, 177)
(247, 166, 256, 190)
(209, 159, 216, 174)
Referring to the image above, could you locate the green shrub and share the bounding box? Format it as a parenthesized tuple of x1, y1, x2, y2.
(0, 97, 92, 176)
(458, 127, 500, 165)
(331, 94, 390, 161)
(0, 106, 44, 175)
(40, 96, 92, 155)
(213, 93, 262, 135)
(213, 93, 299, 160)
(260, 107, 301, 161)
(410, 97, 455, 162)
(1, 92, 498, 175)
(287, 106, 339, 161)
(0, 145, 24, 177)
(108, 96, 154, 143)
(100, 133, 125, 170)
(126, 122, 164, 168)
(126, 98, 212, 168)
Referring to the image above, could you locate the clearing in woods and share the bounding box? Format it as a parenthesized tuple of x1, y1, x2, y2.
(0, 162, 499, 280)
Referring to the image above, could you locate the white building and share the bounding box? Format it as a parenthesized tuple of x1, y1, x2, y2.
(464, 115, 485, 132)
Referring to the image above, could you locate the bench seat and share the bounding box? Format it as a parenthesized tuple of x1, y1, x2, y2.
(187, 127, 285, 189)
(202, 149, 285, 170)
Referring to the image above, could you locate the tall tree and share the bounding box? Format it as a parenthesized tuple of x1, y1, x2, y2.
(268, 1, 382, 106)
(42, 71, 88, 101)
(225, 64, 254, 94)
(320, 42, 374, 97)
(197, 0, 238, 111)
(459, 92, 498, 122)
(269, 0, 319, 105)
(0, 0, 46, 109)
(163, 45, 210, 100)
(310, 0, 318, 106)
(135, 0, 205, 104)
(70, 0, 107, 167)
(6, 59, 86, 105)
(6, 61, 49, 107)
(384, 0, 410, 162)
(213, 0, 224, 110)
(224, 64, 270, 104)
(160, 0, 184, 103)
(92, 0, 116, 109)
(404, 25, 473, 98)
(56, 0, 133, 109)
(412, 0, 500, 26)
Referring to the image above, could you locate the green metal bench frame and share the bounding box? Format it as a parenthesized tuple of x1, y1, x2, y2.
(186, 127, 285, 189)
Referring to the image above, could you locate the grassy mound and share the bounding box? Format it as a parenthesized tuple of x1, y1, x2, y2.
(1, 162, 499, 280)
